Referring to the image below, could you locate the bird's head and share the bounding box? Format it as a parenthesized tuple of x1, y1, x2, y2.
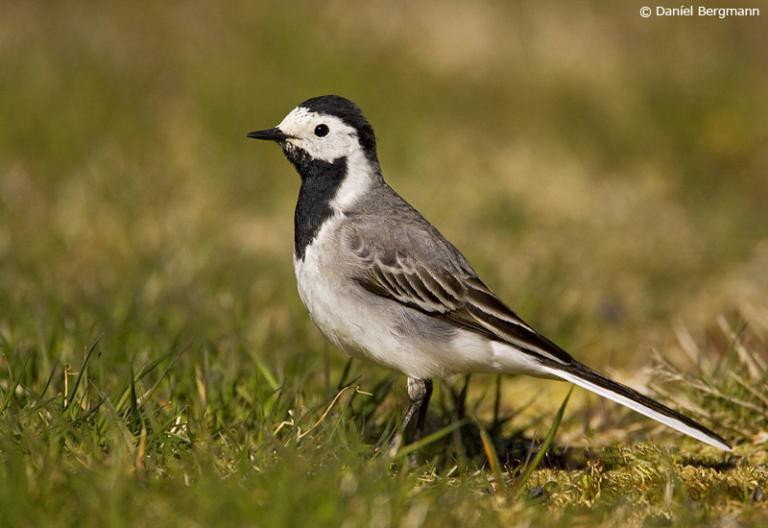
(248, 95, 378, 170)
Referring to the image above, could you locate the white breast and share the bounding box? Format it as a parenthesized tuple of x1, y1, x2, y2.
(293, 215, 374, 354)
(293, 216, 438, 376)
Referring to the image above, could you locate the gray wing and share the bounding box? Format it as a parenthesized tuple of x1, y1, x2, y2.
(341, 216, 575, 366)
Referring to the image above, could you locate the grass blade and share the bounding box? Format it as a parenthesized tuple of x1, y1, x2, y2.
(513, 386, 573, 496)
(64, 334, 102, 411)
(394, 419, 468, 460)
(38, 362, 58, 400)
(255, 357, 280, 392)
(478, 421, 506, 494)
(1, 355, 30, 414)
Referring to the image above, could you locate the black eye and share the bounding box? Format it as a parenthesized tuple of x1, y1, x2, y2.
(314, 124, 329, 137)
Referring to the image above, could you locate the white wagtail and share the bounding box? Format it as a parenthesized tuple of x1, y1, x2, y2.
(247, 95, 731, 452)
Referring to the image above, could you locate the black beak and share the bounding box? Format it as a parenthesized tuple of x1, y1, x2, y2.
(246, 127, 292, 141)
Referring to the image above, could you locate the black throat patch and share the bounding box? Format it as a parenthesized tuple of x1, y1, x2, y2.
(283, 145, 348, 260)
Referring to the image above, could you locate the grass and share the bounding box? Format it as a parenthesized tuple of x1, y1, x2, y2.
(1, 1, 767, 526)
(1, 302, 766, 527)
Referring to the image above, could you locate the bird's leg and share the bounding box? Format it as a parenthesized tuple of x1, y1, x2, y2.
(390, 377, 433, 455)
(409, 377, 433, 442)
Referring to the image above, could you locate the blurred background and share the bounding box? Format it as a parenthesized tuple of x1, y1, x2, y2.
(2, 1, 766, 368)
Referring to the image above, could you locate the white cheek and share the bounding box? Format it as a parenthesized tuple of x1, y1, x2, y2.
(326, 133, 356, 159)
(277, 109, 359, 163)
(288, 133, 354, 162)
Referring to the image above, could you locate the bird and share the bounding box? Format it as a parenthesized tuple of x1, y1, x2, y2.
(246, 95, 731, 453)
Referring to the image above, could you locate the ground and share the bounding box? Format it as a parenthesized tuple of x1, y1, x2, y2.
(1, 2, 767, 526)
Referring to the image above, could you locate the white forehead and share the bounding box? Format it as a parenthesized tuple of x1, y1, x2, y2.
(277, 107, 354, 136)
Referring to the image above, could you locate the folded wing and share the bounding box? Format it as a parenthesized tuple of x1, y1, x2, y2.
(343, 221, 574, 366)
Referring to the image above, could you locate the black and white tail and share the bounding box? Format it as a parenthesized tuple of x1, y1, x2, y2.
(539, 362, 732, 452)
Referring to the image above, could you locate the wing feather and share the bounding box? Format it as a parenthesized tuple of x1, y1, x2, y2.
(344, 223, 573, 365)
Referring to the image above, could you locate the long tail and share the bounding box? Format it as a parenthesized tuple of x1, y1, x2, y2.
(539, 361, 732, 452)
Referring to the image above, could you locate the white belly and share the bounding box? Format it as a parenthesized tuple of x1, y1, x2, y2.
(294, 220, 404, 368)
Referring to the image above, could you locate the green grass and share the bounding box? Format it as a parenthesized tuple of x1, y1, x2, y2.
(1, 1, 767, 526)
(1, 299, 766, 526)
